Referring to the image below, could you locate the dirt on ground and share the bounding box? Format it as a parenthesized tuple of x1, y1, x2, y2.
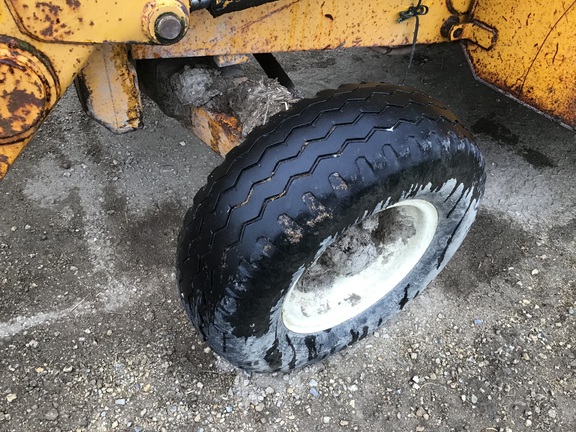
(0, 43, 575, 432)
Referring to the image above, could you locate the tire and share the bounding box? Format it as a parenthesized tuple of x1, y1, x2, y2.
(177, 83, 485, 372)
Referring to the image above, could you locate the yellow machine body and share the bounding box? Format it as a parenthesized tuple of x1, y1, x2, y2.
(0, 0, 574, 179)
(462, 1, 576, 129)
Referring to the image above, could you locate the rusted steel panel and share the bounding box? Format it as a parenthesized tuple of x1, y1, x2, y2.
(463, 0, 576, 129)
(132, 0, 465, 59)
(5, 0, 189, 43)
(75, 45, 143, 133)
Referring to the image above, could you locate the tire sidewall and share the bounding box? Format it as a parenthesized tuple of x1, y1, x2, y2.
(179, 84, 486, 372)
(211, 159, 482, 371)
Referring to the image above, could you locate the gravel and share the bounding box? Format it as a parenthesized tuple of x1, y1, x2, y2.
(1, 44, 575, 431)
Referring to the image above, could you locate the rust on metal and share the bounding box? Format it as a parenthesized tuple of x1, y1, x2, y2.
(35, 2, 65, 38)
(0, 36, 60, 145)
(191, 108, 243, 156)
(142, 1, 190, 44)
(449, 21, 497, 49)
(75, 44, 143, 133)
(0, 86, 44, 136)
(0, 2, 95, 178)
(66, 0, 81, 9)
(464, 0, 576, 129)
(440, 15, 460, 38)
(0, 141, 27, 180)
(2, 0, 574, 181)
(446, 0, 474, 15)
(213, 54, 250, 67)
(6, 0, 190, 43)
(209, 0, 280, 16)
(132, 0, 459, 59)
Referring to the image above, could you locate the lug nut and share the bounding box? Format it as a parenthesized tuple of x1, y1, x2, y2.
(155, 13, 185, 42)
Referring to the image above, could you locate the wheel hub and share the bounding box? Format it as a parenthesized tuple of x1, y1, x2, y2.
(281, 199, 439, 334)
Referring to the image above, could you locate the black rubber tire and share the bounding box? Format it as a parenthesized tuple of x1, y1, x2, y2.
(177, 83, 485, 372)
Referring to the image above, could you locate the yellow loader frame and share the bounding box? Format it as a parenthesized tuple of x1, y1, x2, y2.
(1, 0, 575, 179)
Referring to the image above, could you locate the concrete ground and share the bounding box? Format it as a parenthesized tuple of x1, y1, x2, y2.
(1, 43, 575, 432)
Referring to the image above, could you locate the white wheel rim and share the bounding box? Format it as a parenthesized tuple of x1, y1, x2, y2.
(281, 199, 439, 334)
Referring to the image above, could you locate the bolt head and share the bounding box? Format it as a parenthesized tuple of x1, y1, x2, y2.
(155, 13, 184, 42)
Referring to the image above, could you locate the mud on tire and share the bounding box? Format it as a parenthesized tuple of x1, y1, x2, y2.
(177, 83, 486, 372)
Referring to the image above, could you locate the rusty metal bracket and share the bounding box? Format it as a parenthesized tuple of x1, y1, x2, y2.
(75, 45, 143, 134)
(449, 21, 497, 49)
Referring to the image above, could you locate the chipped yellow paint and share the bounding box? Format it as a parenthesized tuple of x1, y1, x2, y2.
(5, 0, 189, 43)
(448, 21, 496, 49)
(191, 108, 243, 156)
(2, 0, 575, 180)
(132, 0, 463, 59)
(0, 57, 45, 142)
(75, 45, 143, 133)
(0, 1, 95, 180)
(464, 0, 576, 129)
(446, 0, 474, 14)
(0, 141, 27, 179)
(213, 54, 250, 67)
(0, 41, 58, 145)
